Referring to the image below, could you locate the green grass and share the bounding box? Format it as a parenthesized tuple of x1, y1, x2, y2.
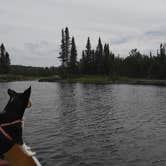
(2, 74, 166, 86)
(39, 75, 166, 86)
(0, 74, 38, 82)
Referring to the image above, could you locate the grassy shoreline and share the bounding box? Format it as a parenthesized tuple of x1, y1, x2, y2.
(1, 74, 166, 86)
(0, 74, 39, 82)
(39, 75, 166, 86)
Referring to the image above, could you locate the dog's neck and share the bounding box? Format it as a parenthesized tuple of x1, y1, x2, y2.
(0, 109, 24, 145)
(0, 118, 23, 145)
(0, 112, 21, 124)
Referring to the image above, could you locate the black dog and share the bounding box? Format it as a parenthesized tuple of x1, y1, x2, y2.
(0, 87, 31, 155)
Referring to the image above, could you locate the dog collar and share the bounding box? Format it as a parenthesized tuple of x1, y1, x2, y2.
(0, 119, 22, 141)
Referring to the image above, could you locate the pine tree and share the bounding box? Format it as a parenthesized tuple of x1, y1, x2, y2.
(95, 37, 103, 74)
(0, 43, 5, 53)
(103, 44, 110, 75)
(65, 27, 70, 66)
(159, 43, 165, 61)
(85, 37, 91, 58)
(0, 44, 6, 66)
(90, 49, 95, 74)
(80, 51, 86, 74)
(0, 43, 10, 73)
(5, 52, 11, 66)
(85, 37, 92, 74)
(69, 37, 77, 74)
(58, 29, 66, 67)
(58, 27, 71, 68)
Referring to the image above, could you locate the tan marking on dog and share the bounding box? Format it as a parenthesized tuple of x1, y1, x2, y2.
(27, 101, 32, 108)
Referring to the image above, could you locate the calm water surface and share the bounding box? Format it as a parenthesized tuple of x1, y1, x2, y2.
(1, 81, 166, 166)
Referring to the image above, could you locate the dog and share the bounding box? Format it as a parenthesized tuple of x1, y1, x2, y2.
(0, 87, 31, 156)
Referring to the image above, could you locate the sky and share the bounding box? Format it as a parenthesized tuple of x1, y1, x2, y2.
(0, 0, 166, 67)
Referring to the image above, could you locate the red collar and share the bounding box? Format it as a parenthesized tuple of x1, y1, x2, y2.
(0, 119, 22, 141)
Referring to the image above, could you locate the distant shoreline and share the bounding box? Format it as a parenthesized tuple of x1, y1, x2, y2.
(0, 74, 38, 82)
(1, 74, 166, 86)
(39, 75, 166, 86)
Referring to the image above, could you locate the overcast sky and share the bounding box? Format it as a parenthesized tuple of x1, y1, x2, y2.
(0, 0, 166, 67)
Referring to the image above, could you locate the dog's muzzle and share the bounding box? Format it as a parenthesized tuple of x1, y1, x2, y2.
(27, 101, 32, 108)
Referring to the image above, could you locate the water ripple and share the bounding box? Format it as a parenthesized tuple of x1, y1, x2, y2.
(1, 82, 166, 166)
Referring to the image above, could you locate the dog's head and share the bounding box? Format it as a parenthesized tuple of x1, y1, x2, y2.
(5, 86, 32, 119)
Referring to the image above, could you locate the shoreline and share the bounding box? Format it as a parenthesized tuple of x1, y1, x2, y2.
(0, 74, 38, 82)
(38, 76, 166, 86)
(1, 75, 166, 86)
(113, 79, 166, 86)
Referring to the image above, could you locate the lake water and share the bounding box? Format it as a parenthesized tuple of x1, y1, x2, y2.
(1, 81, 166, 166)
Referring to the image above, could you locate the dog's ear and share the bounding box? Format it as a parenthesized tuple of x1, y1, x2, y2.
(8, 89, 17, 97)
(23, 86, 31, 98)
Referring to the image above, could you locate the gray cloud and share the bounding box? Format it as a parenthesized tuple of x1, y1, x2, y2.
(145, 30, 166, 38)
(0, 0, 166, 66)
(10, 46, 60, 67)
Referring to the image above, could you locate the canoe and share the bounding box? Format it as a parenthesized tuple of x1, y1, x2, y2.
(0, 156, 41, 166)
(0, 160, 9, 166)
(0, 144, 42, 166)
(23, 144, 42, 166)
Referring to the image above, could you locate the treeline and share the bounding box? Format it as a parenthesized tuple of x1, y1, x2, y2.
(0, 43, 58, 76)
(10, 65, 58, 77)
(58, 27, 166, 79)
(1, 27, 166, 79)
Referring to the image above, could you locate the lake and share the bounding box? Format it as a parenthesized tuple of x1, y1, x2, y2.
(1, 81, 166, 166)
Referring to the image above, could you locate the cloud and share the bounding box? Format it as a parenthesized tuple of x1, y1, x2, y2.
(9, 41, 60, 67)
(0, 0, 166, 66)
(24, 41, 59, 58)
